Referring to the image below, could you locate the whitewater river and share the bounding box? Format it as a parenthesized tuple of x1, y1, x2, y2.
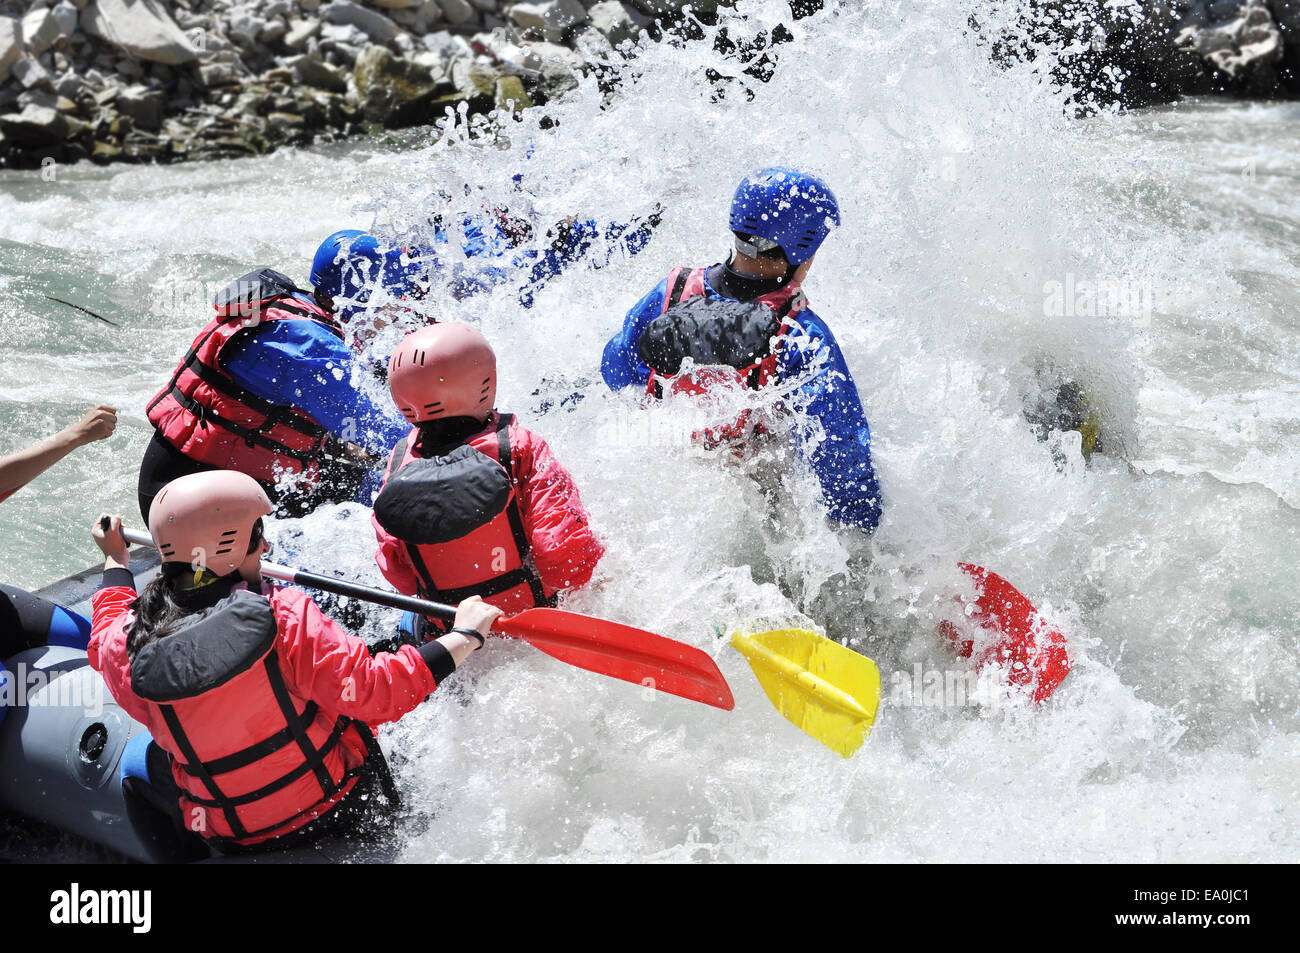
(1, 1, 1296, 861)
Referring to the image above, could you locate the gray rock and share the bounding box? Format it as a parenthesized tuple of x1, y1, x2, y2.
(15, 88, 63, 111)
(0, 103, 72, 145)
(0, 16, 23, 86)
(440, 0, 477, 25)
(285, 52, 348, 91)
(284, 17, 321, 49)
(197, 60, 246, 86)
(370, 0, 423, 7)
(509, 0, 587, 42)
(22, 7, 62, 55)
(468, 0, 499, 10)
(1176, 0, 1282, 77)
(116, 83, 164, 129)
(353, 42, 457, 124)
(413, 1, 445, 31)
(226, 12, 268, 47)
(263, 0, 294, 15)
(450, 55, 498, 96)
(520, 38, 585, 69)
(52, 1, 78, 37)
(13, 57, 55, 90)
(81, 0, 200, 65)
(587, 0, 645, 46)
(320, 21, 371, 46)
(54, 69, 90, 98)
(322, 1, 403, 43)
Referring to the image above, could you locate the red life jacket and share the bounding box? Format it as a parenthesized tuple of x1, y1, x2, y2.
(120, 590, 377, 846)
(373, 413, 550, 623)
(643, 266, 805, 448)
(146, 273, 343, 486)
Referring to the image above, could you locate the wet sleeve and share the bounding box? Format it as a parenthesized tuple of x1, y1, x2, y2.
(88, 580, 152, 724)
(273, 588, 439, 725)
(512, 427, 604, 593)
(372, 511, 422, 597)
(778, 309, 883, 532)
(221, 322, 408, 457)
(601, 279, 667, 391)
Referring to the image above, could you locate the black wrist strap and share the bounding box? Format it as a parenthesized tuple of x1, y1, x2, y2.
(450, 626, 486, 649)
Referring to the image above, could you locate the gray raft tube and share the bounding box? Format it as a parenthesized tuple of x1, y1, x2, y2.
(0, 548, 161, 863)
(0, 551, 402, 864)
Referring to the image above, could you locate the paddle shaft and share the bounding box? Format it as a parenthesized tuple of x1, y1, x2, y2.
(120, 527, 458, 622)
(45, 295, 120, 328)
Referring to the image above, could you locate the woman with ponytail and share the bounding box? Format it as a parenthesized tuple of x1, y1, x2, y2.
(88, 469, 499, 856)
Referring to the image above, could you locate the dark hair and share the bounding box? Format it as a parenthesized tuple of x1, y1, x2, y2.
(126, 568, 200, 658)
(414, 416, 486, 458)
(126, 521, 264, 658)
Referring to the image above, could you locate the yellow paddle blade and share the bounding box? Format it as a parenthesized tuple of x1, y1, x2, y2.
(729, 629, 882, 758)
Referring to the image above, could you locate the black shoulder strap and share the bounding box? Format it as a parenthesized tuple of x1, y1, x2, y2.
(666, 269, 690, 309)
(495, 415, 547, 605)
(387, 436, 409, 481)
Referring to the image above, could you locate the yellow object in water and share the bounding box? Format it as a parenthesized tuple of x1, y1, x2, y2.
(729, 629, 882, 758)
(1078, 411, 1102, 458)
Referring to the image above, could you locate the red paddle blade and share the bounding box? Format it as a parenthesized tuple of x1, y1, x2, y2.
(495, 608, 735, 711)
(938, 563, 1072, 704)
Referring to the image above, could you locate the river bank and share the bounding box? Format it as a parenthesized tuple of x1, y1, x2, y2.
(0, 0, 778, 168)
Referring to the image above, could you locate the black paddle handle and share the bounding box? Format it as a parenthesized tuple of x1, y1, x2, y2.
(286, 568, 457, 622)
(117, 526, 458, 622)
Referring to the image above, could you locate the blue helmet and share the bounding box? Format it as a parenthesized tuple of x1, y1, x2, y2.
(310, 230, 421, 304)
(728, 168, 841, 266)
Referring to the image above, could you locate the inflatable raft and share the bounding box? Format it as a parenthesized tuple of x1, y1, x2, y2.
(0, 553, 401, 863)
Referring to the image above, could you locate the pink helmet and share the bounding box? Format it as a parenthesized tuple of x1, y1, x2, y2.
(148, 471, 273, 574)
(387, 323, 497, 424)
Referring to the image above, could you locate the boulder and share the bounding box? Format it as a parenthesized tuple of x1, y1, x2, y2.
(284, 17, 321, 50)
(197, 60, 246, 87)
(116, 83, 164, 129)
(508, 0, 588, 43)
(439, 0, 478, 25)
(0, 16, 21, 85)
(81, 0, 199, 65)
(52, 1, 80, 37)
(353, 43, 454, 125)
(22, 7, 63, 56)
(12, 58, 56, 91)
(54, 70, 90, 99)
(587, 0, 646, 46)
(1176, 0, 1282, 78)
(0, 104, 73, 145)
(322, 1, 403, 43)
(285, 53, 349, 91)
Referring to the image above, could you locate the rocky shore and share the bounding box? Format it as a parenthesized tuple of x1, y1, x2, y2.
(0, 0, 749, 168)
(7, 1, 1300, 170)
(992, 1, 1300, 110)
